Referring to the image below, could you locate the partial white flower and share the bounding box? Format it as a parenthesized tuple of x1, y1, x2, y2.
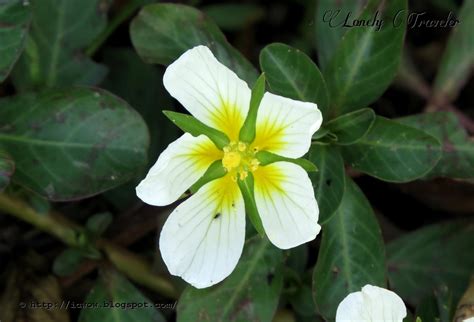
(336, 285, 407, 322)
(136, 45, 323, 288)
(463, 318, 474, 322)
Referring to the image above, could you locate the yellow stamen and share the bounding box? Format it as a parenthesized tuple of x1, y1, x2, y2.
(221, 141, 260, 181)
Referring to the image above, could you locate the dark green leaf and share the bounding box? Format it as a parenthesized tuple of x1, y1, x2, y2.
(240, 73, 265, 143)
(130, 3, 257, 85)
(101, 47, 179, 210)
(53, 248, 85, 277)
(313, 178, 386, 320)
(435, 285, 455, 322)
(324, 0, 407, 115)
(12, 0, 108, 90)
(308, 144, 345, 223)
(433, 0, 474, 103)
(163, 110, 229, 149)
(397, 112, 474, 179)
(0, 150, 14, 192)
(259, 43, 329, 117)
(79, 269, 165, 322)
(0, 87, 149, 201)
(388, 221, 474, 306)
(86, 212, 113, 237)
(256, 150, 317, 172)
(0, 0, 31, 82)
(178, 237, 283, 322)
(238, 174, 265, 236)
(203, 3, 264, 31)
(290, 284, 317, 317)
(416, 296, 440, 322)
(341, 116, 442, 182)
(324, 108, 375, 145)
(314, 0, 365, 69)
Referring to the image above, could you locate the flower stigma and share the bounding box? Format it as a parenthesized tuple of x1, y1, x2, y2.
(222, 141, 260, 182)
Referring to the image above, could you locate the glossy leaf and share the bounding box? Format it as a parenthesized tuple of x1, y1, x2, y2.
(0, 87, 149, 201)
(79, 269, 165, 322)
(178, 237, 283, 322)
(433, 0, 474, 103)
(0, 0, 31, 82)
(130, 3, 257, 84)
(101, 48, 179, 210)
(0, 150, 14, 192)
(397, 112, 474, 179)
(308, 144, 345, 223)
(387, 221, 474, 306)
(313, 178, 386, 320)
(341, 116, 442, 182)
(259, 43, 329, 117)
(314, 0, 365, 69)
(12, 0, 108, 90)
(324, 0, 407, 115)
(324, 108, 375, 145)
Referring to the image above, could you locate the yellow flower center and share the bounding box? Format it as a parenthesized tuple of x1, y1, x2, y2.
(222, 141, 260, 181)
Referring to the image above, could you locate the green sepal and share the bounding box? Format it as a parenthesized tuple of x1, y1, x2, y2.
(163, 110, 229, 149)
(189, 160, 226, 194)
(256, 150, 318, 172)
(86, 212, 113, 237)
(237, 174, 265, 237)
(239, 73, 265, 143)
(312, 127, 330, 140)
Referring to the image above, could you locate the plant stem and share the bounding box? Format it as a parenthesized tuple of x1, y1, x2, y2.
(85, 0, 145, 57)
(0, 193, 178, 299)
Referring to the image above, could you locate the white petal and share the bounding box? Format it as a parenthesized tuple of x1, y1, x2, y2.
(163, 46, 251, 141)
(136, 133, 222, 206)
(464, 318, 474, 322)
(252, 92, 322, 158)
(336, 284, 407, 322)
(253, 162, 321, 249)
(159, 175, 245, 288)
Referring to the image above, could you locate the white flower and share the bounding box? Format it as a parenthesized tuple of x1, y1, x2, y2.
(136, 45, 322, 288)
(464, 318, 474, 322)
(336, 285, 407, 322)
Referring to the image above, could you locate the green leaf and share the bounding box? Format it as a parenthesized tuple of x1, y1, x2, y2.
(324, 108, 375, 145)
(259, 43, 329, 117)
(0, 0, 31, 82)
(256, 150, 317, 172)
(416, 296, 439, 322)
(178, 237, 283, 322)
(86, 212, 113, 237)
(130, 3, 258, 85)
(12, 0, 108, 90)
(433, 0, 474, 103)
(0, 150, 14, 192)
(0, 87, 149, 201)
(240, 73, 265, 143)
(314, 0, 365, 69)
(324, 0, 407, 116)
(312, 178, 386, 320)
(203, 3, 264, 31)
(238, 174, 265, 236)
(387, 221, 474, 306)
(101, 47, 180, 210)
(79, 269, 165, 322)
(53, 248, 85, 277)
(308, 144, 345, 223)
(397, 112, 474, 179)
(163, 110, 229, 149)
(341, 116, 442, 182)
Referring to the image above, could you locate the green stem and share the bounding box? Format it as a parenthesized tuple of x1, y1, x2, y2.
(0, 193, 178, 299)
(85, 0, 145, 57)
